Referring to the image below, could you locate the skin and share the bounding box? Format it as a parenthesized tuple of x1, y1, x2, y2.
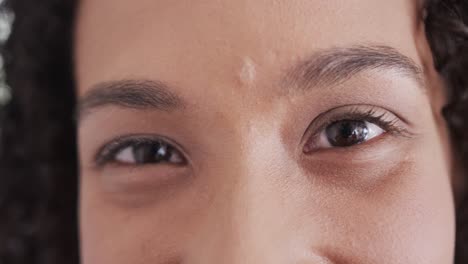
(75, 0, 456, 263)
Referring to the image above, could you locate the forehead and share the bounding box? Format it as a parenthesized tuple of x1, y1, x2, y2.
(75, 0, 421, 97)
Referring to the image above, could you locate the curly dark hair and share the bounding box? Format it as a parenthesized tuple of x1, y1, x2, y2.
(0, 0, 467, 263)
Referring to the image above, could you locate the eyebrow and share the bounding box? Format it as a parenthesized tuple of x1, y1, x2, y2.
(78, 79, 185, 121)
(77, 45, 424, 122)
(282, 45, 424, 92)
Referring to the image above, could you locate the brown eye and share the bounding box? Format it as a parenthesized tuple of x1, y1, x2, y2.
(326, 120, 369, 147)
(308, 120, 385, 150)
(114, 141, 185, 165)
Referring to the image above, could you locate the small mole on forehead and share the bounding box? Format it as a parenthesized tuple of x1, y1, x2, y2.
(239, 57, 257, 86)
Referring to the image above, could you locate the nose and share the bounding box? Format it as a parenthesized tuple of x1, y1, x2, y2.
(184, 127, 334, 264)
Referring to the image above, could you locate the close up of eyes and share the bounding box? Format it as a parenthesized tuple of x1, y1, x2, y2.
(94, 105, 411, 167)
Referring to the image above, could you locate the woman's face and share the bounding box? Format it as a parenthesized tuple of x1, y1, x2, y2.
(75, 0, 456, 263)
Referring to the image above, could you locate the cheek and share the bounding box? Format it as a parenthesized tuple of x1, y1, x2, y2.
(374, 168, 452, 263)
(408, 140, 455, 262)
(79, 174, 201, 264)
(326, 146, 455, 262)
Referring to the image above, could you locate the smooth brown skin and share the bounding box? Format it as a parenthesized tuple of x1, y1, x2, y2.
(76, 0, 456, 263)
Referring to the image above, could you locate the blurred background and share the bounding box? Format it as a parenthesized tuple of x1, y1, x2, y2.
(0, 0, 12, 106)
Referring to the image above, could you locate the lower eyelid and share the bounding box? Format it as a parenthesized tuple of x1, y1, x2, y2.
(303, 132, 401, 159)
(92, 164, 193, 205)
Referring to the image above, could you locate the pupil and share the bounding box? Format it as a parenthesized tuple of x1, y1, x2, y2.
(326, 120, 369, 147)
(132, 141, 170, 163)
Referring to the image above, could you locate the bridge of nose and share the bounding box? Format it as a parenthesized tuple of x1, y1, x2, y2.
(184, 110, 335, 263)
